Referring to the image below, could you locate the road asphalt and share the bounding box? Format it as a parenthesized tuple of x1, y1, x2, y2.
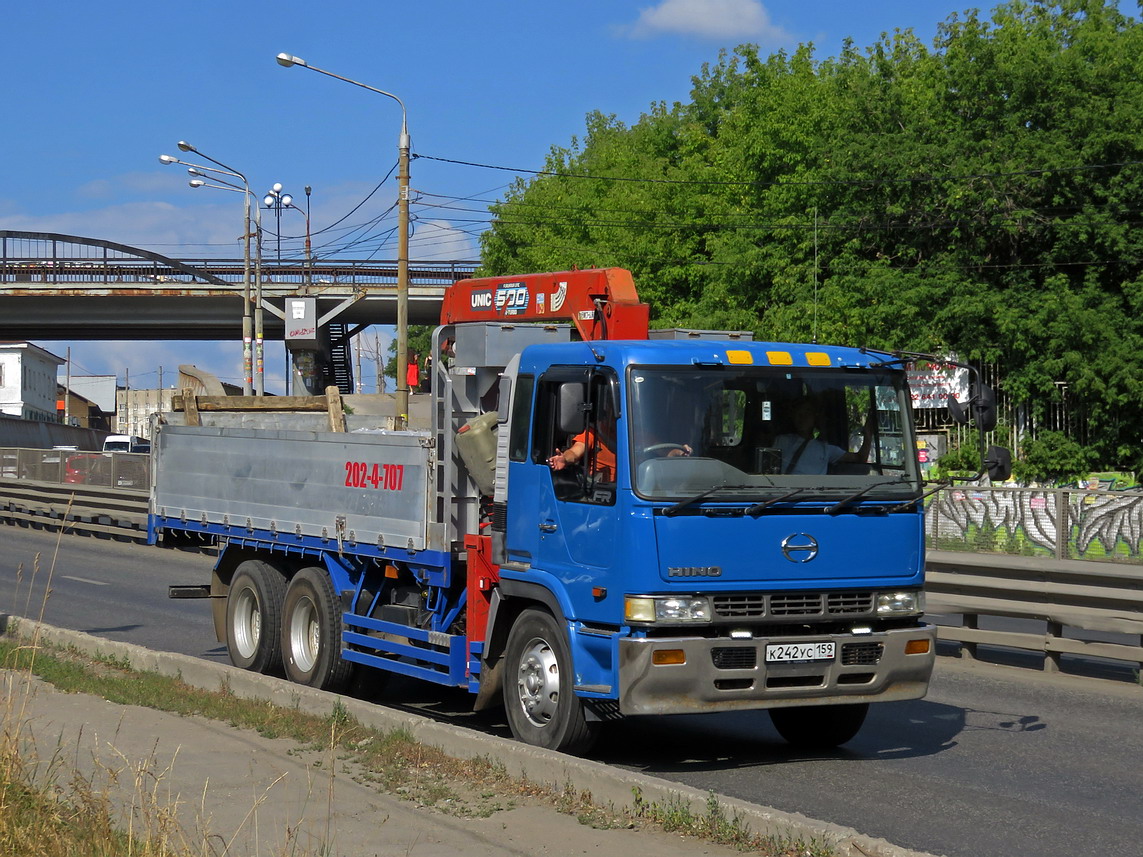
(2, 615, 937, 857)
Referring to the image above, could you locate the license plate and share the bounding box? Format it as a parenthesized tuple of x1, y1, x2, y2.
(765, 642, 836, 663)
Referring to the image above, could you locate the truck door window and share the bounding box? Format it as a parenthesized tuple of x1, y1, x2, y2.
(532, 368, 618, 505)
(508, 374, 534, 462)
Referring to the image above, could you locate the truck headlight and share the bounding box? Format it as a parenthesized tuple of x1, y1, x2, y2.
(625, 595, 712, 624)
(876, 591, 924, 616)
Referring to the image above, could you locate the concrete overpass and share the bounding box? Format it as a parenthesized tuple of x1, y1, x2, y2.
(0, 231, 478, 339)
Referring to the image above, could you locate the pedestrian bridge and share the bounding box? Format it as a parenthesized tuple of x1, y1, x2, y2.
(0, 231, 477, 339)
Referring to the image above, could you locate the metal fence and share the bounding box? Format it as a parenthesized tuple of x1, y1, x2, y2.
(1, 447, 150, 491)
(924, 484, 1143, 672)
(926, 484, 1143, 563)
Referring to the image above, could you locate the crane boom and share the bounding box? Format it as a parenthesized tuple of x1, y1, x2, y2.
(440, 267, 649, 341)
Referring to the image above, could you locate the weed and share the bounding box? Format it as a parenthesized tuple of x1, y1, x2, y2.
(629, 785, 835, 856)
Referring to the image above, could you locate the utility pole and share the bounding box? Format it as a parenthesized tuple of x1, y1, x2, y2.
(355, 333, 364, 394)
(395, 123, 410, 428)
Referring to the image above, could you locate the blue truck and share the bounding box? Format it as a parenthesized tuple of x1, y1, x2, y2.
(156, 268, 1003, 754)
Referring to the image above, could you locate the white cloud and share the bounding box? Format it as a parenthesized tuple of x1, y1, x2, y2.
(623, 0, 791, 43)
(410, 219, 480, 261)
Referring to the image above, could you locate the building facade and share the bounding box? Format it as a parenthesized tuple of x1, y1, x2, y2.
(0, 342, 65, 421)
(116, 387, 177, 439)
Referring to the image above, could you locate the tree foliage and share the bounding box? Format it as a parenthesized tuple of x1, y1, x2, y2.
(479, 0, 1143, 472)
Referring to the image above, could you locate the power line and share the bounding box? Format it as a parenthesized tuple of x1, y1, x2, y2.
(416, 152, 1143, 189)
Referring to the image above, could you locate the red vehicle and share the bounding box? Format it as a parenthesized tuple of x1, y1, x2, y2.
(64, 453, 105, 484)
(64, 453, 148, 488)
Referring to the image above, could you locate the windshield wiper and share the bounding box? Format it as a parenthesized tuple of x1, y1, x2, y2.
(662, 484, 752, 517)
(885, 481, 945, 512)
(745, 488, 810, 516)
(824, 479, 909, 515)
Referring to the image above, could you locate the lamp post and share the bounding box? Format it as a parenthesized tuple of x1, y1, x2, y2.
(264, 184, 313, 397)
(159, 144, 261, 396)
(262, 183, 293, 264)
(276, 52, 410, 428)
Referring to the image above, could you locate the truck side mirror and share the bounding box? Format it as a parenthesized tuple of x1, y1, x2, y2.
(985, 445, 1012, 483)
(558, 383, 587, 435)
(947, 394, 968, 425)
(974, 384, 998, 432)
(948, 383, 997, 431)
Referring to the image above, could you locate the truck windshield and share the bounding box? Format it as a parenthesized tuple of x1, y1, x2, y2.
(627, 365, 921, 502)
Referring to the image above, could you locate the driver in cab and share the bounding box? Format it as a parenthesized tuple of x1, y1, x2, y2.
(549, 416, 691, 480)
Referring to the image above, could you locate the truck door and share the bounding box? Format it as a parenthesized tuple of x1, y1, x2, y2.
(506, 367, 619, 588)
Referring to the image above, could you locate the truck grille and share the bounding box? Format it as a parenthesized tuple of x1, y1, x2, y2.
(711, 594, 766, 618)
(711, 591, 875, 621)
(771, 593, 822, 615)
(828, 592, 874, 614)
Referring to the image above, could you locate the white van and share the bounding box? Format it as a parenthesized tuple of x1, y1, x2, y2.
(103, 435, 135, 452)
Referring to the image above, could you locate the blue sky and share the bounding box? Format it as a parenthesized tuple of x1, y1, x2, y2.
(3, 0, 983, 393)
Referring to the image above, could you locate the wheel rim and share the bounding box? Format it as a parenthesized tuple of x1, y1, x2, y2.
(288, 595, 319, 673)
(232, 587, 260, 659)
(515, 635, 560, 727)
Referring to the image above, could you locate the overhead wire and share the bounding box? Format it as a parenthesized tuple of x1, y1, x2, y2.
(416, 152, 1143, 188)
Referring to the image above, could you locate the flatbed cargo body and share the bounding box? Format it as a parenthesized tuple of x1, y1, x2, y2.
(151, 424, 439, 554)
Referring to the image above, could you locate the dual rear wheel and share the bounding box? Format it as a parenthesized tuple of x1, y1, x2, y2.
(224, 562, 352, 692)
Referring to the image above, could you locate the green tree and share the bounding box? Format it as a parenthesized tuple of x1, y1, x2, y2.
(478, 0, 1143, 473)
(383, 325, 434, 384)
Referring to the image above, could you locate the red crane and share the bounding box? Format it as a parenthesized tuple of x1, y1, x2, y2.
(440, 267, 649, 341)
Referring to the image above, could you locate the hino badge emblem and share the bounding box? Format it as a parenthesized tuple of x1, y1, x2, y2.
(781, 533, 820, 563)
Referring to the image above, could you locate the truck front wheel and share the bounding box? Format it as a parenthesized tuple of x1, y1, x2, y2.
(281, 566, 354, 692)
(225, 560, 286, 674)
(769, 702, 869, 749)
(503, 608, 598, 755)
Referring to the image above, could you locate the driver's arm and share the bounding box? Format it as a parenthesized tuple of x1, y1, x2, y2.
(549, 439, 587, 470)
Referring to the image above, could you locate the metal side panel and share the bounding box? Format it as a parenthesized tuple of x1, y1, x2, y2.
(153, 425, 433, 550)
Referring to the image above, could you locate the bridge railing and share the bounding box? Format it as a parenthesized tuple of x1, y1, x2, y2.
(1, 257, 477, 287)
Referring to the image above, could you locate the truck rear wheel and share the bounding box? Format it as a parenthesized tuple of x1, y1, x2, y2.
(225, 560, 286, 674)
(281, 566, 354, 692)
(769, 702, 869, 749)
(503, 608, 598, 755)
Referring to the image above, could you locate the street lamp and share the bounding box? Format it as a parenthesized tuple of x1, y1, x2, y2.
(263, 183, 293, 264)
(276, 52, 411, 428)
(160, 145, 262, 396)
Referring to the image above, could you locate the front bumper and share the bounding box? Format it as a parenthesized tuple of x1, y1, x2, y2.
(617, 623, 936, 716)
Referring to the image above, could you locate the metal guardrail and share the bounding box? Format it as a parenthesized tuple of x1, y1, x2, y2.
(0, 478, 149, 540)
(925, 549, 1143, 671)
(925, 484, 1143, 672)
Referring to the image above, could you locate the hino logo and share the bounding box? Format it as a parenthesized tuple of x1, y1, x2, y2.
(668, 566, 722, 577)
(781, 533, 820, 563)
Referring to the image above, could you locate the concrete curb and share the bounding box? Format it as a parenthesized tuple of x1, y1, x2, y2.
(3, 615, 940, 857)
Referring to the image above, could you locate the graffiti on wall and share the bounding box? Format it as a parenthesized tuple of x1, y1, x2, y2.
(926, 487, 1143, 561)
